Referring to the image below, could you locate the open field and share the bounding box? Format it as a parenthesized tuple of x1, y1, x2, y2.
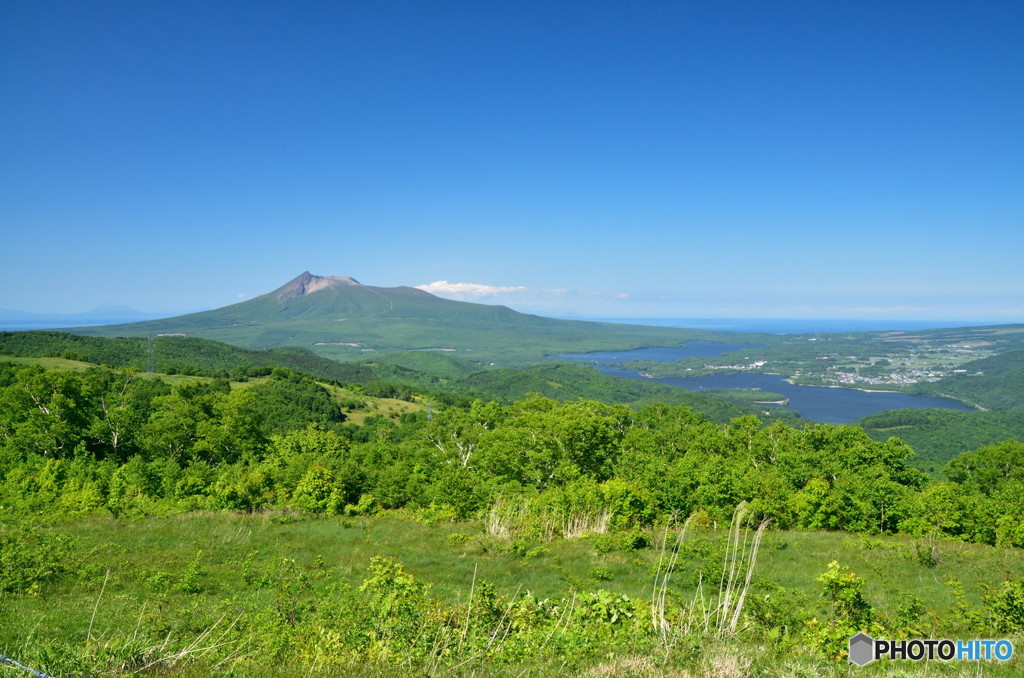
(0, 355, 99, 371)
(2, 512, 1022, 676)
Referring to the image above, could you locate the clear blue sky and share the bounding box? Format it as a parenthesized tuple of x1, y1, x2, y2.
(2, 1, 1022, 321)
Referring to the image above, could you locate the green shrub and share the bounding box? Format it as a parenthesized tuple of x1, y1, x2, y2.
(291, 465, 337, 513)
(592, 530, 649, 554)
(805, 561, 878, 660)
(446, 532, 472, 546)
(344, 493, 378, 516)
(982, 578, 1024, 633)
(592, 533, 617, 554)
(912, 541, 939, 568)
(745, 580, 813, 646)
(0, 526, 78, 594)
(56, 485, 107, 516)
(508, 537, 530, 556)
(574, 589, 634, 624)
(886, 594, 933, 638)
(417, 503, 459, 525)
(616, 530, 650, 551)
(995, 514, 1024, 548)
(176, 549, 207, 594)
(525, 545, 550, 559)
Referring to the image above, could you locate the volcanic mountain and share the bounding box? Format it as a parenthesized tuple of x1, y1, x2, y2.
(70, 272, 731, 364)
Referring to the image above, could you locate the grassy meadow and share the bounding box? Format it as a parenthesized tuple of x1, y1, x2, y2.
(3, 511, 1022, 676)
(2, 341, 1023, 676)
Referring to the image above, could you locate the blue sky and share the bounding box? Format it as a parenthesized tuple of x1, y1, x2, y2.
(2, 1, 1022, 322)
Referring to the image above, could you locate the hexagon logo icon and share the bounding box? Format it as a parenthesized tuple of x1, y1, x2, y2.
(849, 632, 875, 666)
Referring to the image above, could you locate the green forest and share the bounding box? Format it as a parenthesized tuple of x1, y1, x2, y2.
(1, 333, 1023, 676)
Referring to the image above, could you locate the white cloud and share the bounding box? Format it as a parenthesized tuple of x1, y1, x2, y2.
(416, 280, 530, 299)
(416, 280, 631, 314)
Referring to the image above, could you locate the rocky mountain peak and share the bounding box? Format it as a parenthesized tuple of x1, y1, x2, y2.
(270, 272, 362, 300)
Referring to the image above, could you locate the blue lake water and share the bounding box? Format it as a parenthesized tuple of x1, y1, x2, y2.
(553, 342, 760, 363)
(555, 345, 975, 424)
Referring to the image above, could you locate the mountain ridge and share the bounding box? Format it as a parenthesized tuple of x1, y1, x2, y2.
(66, 272, 745, 365)
(268, 271, 364, 300)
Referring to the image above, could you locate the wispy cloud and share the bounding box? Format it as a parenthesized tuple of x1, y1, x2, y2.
(416, 280, 630, 314)
(416, 281, 534, 299)
(416, 284, 1024, 321)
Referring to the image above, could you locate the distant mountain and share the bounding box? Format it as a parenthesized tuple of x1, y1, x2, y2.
(68, 272, 752, 365)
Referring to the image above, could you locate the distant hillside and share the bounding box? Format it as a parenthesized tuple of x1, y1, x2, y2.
(365, 351, 487, 380)
(0, 331, 372, 384)
(855, 407, 1024, 475)
(450, 363, 762, 423)
(1, 331, 782, 423)
(908, 325, 1024, 353)
(912, 349, 1024, 410)
(67, 272, 760, 365)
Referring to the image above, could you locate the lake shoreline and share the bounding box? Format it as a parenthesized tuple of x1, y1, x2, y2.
(564, 348, 975, 424)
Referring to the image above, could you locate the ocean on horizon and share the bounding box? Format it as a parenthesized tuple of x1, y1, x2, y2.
(575, 317, 1003, 334)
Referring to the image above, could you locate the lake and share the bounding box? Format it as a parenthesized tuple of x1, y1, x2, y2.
(554, 345, 975, 424)
(553, 342, 761, 363)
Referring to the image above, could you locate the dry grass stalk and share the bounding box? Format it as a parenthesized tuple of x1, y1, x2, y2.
(561, 508, 611, 539)
(652, 504, 770, 646)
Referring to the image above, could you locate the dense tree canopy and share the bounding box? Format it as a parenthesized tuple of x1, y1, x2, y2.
(2, 361, 1021, 547)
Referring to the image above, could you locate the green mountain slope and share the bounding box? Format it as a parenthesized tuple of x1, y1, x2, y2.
(0, 330, 372, 383)
(2, 331, 786, 423)
(68, 272, 759, 365)
(912, 349, 1024, 410)
(450, 363, 761, 423)
(364, 351, 488, 379)
(854, 408, 1024, 473)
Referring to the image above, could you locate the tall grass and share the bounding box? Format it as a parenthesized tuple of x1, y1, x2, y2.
(716, 502, 770, 633)
(651, 503, 771, 645)
(485, 496, 611, 540)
